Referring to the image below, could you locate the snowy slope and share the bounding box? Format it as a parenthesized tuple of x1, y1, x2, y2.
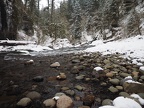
(85, 35, 144, 63)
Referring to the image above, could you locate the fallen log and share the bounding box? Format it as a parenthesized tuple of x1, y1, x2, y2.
(0, 40, 36, 46)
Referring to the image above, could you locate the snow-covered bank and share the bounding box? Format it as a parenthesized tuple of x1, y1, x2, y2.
(85, 35, 144, 63)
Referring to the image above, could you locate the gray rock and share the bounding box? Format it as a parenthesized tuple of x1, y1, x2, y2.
(102, 99, 112, 106)
(75, 85, 83, 91)
(108, 86, 118, 93)
(64, 90, 75, 96)
(17, 97, 31, 107)
(72, 59, 80, 63)
(140, 75, 144, 80)
(138, 93, 144, 99)
(139, 66, 144, 75)
(55, 92, 65, 97)
(50, 62, 60, 68)
(26, 91, 41, 100)
(43, 99, 56, 107)
(61, 87, 69, 91)
(119, 73, 130, 78)
(33, 76, 44, 82)
(116, 86, 123, 90)
(76, 75, 84, 80)
(119, 92, 130, 97)
(109, 79, 120, 85)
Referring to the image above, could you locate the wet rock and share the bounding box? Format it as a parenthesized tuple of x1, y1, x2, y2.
(71, 66, 79, 74)
(116, 86, 123, 91)
(140, 75, 144, 80)
(139, 66, 144, 75)
(55, 92, 65, 97)
(119, 92, 130, 97)
(82, 94, 95, 106)
(76, 75, 84, 80)
(33, 76, 44, 82)
(100, 82, 107, 87)
(123, 82, 144, 93)
(72, 59, 80, 63)
(108, 86, 118, 93)
(102, 99, 112, 106)
(17, 97, 31, 107)
(56, 95, 73, 108)
(119, 73, 130, 78)
(106, 72, 114, 78)
(61, 87, 69, 91)
(26, 91, 41, 100)
(109, 79, 120, 85)
(57, 73, 66, 80)
(43, 99, 56, 107)
(50, 62, 60, 68)
(138, 93, 144, 99)
(64, 90, 75, 96)
(24, 60, 34, 65)
(75, 85, 83, 91)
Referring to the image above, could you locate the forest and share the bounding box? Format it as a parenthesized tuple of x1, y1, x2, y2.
(0, 0, 144, 44)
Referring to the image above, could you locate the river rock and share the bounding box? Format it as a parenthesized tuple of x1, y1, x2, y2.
(43, 99, 56, 107)
(119, 73, 130, 78)
(106, 72, 114, 78)
(138, 93, 144, 99)
(123, 82, 144, 93)
(82, 94, 95, 106)
(108, 86, 118, 93)
(109, 79, 120, 85)
(116, 86, 123, 91)
(57, 73, 66, 80)
(61, 87, 69, 91)
(140, 75, 144, 80)
(17, 97, 31, 107)
(139, 66, 144, 75)
(75, 85, 83, 91)
(50, 62, 60, 68)
(55, 92, 65, 97)
(76, 75, 84, 80)
(119, 92, 130, 97)
(102, 99, 112, 106)
(72, 59, 80, 63)
(64, 90, 75, 96)
(56, 95, 73, 108)
(26, 91, 41, 100)
(33, 76, 44, 82)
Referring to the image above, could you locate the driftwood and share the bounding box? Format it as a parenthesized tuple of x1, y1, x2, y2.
(0, 40, 36, 46)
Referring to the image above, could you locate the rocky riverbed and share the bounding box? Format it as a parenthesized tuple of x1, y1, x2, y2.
(0, 52, 144, 108)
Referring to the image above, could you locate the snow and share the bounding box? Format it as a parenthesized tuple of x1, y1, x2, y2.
(131, 94, 144, 105)
(140, 66, 144, 71)
(94, 67, 103, 71)
(124, 76, 141, 84)
(99, 96, 142, 108)
(113, 96, 142, 108)
(86, 35, 144, 63)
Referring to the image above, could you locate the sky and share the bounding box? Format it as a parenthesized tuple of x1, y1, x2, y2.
(40, 0, 64, 9)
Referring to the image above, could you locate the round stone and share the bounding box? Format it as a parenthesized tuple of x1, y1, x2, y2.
(109, 79, 120, 85)
(108, 86, 118, 93)
(102, 99, 112, 106)
(43, 99, 56, 107)
(26, 91, 41, 100)
(17, 97, 31, 107)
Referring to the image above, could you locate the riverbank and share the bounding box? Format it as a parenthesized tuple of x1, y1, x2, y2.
(0, 52, 144, 108)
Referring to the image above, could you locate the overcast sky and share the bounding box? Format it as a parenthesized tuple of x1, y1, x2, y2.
(40, 0, 64, 9)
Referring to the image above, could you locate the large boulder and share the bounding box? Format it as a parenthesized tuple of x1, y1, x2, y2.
(56, 95, 73, 108)
(123, 82, 144, 93)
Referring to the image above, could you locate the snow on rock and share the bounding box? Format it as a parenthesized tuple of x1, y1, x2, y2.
(94, 67, 103, 71)
(52, 38, 73, 49)
(131, 94, 144, 105)
(99, 96, 142, 108)
(140, 66, 144, 71)
(113, 96, 142, 108)
(85, 35, 144, 62)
